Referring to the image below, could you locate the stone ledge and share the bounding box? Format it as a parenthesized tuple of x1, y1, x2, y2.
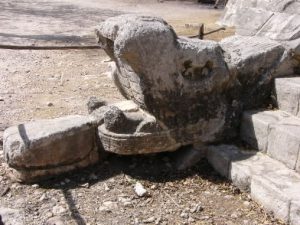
(207, 144, 300, 225)
(240, 110, 300, 173)
(276, 77, 300, 118)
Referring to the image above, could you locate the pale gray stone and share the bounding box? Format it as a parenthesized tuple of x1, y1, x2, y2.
(206, 145, 246, 178)
(275, 77, 300, 117)
(290, 201, 300, 225)
(251, 175, 291, 223)
(111, 100, 139, 113)
(220, 35, 287, 79)
(251, 169, 300, 224)
(240, 110, 290, 152)
(267, 117, 300, 170)
(0, 208, 24, 225)
(257, 13, 300, 41)
(234, 8, 274, 36)
(174, 145, 207, 171)
(87, 96, 107, 113)
(96, 14, 230, 146)
(3, 115, 99, 182)
(230, 152, 287, 191)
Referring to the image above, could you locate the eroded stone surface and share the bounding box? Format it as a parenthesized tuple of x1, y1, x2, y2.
(0, 207, 24, 225)
(206, 144, 300, 224)
(3, 115, 99, 182)
(240, 110, 290, 152)
(95, 14, 292, 152)
(276, 77, 300, 117)
(240, 110, 300, 172)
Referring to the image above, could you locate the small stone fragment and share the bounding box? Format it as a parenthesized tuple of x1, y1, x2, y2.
(87, 96, 107, 113)
(45, 216, 65, 225)
(144, 216, 155, 223)
(134, 182, 147, 197)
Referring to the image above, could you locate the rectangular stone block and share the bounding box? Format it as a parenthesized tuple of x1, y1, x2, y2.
(251, 168, 300, 224)
(230, 152, 286, 191)
(251, 175, 290, 223)
(3, 115, 99, 182)
(240, 110, 290, 152)
(207, 145, 243, 178)
(267, 117, 300, 170)
(275, 77, 300, 118)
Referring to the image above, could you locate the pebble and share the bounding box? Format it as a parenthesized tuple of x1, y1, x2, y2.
(99, 201, 118, 212)
(190, 203, 203, 213)
(134, 182, 147, 197)
(243, 201, 250, 206)
(52, 205, 67, 215)
(32, 184, 39, 188)
(188, 217, 195, 223)
(46, 216, 65, 225)
(180, 212, 189, 219)
(103, 183, 110, 191)
(143, 216, 155, 223)
(47, 102, 54, 107)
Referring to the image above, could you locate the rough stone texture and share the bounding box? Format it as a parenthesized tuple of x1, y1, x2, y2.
(268, 116, 300, 171)
(0, 208, 24, 225)
(206, 145, 248, 178)
(257, 13, 300, 41)
(104, 106, 131, 133)
(220, 0, 300, 73)
(290, 201, 300, 225)
(96, 15, 230, 133)
(174, 145, 207, 171)
(220, 0, 300, 39)
(251, 170, 300, 225)
(87, 96, 107, 113)
(98, 109, 181, 154)
(240, 110, 300, 172)
(251, 175, 291, 223)
(111, 100, 139, 113)
(276, 77, 300, 117)
(3, 115, 99, 182)
(206, 144, 300, 225)
(94, 14, 293, 153)
(240, 110, 290, 152)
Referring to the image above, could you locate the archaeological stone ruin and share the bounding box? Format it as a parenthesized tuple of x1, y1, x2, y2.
(2, 0, 300, 224)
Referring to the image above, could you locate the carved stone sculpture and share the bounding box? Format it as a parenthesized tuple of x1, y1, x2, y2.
(95, 14, 293, 154)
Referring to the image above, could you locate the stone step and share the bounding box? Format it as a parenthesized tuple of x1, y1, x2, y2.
(240, 110, 300, 173)
(207, 145, 300, 225)
(275, 77, 300, 118)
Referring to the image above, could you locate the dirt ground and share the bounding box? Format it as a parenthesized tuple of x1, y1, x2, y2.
(0, 0, 285, 225)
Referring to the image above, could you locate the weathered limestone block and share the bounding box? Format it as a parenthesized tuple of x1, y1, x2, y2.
(206, 144, 300, 224)
(290, 201, 300, 225)
(3, 115, 99, 182)
(276, 77, 300, 117)
(220, 0, 300, 67)
(257, 13, 300, 41)
(240, 110, 290, 152)
(240, 110, 300, 172)
(251, 170, 300, 225)
(220, 35, 291, 107)
(268, 117, 300, 170)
